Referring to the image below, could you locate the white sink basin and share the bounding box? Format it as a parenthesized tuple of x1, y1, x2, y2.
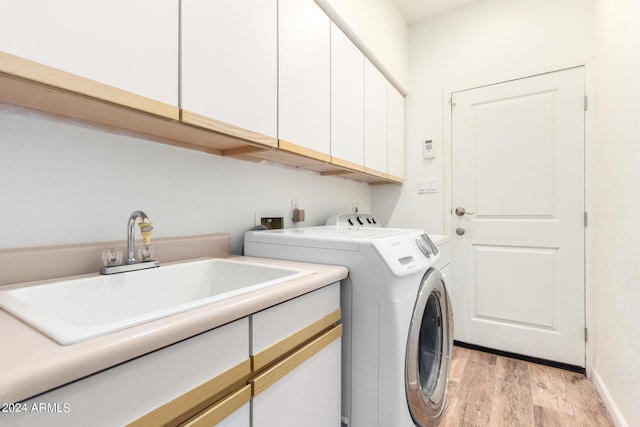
(0, 258, 313, 345)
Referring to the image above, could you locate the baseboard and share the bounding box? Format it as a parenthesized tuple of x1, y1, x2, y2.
(591, 368, 629, 427)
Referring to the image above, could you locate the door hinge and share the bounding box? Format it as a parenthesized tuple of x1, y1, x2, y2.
(584, 95, 588, 111)
(450, 94, 457, 107)
(585, 327, 588, 342)
(584, 211, 588, 227)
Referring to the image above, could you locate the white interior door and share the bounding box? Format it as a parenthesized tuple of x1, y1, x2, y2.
(450, 67, 585, 367)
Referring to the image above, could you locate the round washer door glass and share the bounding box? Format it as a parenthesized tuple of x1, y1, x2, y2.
(406, 269, 453, 426)
(419, 292, 443, 396)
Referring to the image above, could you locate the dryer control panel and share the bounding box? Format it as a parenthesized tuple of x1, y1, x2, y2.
(325, 213, 381, 228)
(371, 232, 440, 277)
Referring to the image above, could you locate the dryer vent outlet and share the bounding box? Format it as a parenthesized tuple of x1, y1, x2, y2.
(260, 217, 284, 230)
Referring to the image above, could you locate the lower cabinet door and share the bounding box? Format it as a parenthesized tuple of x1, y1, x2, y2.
(181, 385, 251, 427)
(251, 326, 342, 427)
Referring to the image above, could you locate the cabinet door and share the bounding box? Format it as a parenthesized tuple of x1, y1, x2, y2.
(252, 283, 340, 370)
(278, 0, 331, 162)
(387, 84, 405, 182)
(0, 0, 178, 108)
(181, 386, 251, 427)
(181, 0, 278, 144)
(364, 59, 388, 178)
(330, 23, 365, 171)
(252, 327, 342, 427)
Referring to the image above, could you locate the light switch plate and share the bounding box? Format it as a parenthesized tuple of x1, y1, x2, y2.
(418, 179, 438, 194)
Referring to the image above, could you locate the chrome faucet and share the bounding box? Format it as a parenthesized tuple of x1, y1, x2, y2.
(100, 210, 160, 275)
(127, 210, 150, 264)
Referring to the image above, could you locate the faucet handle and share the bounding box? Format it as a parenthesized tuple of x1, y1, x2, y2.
(102, 248, 124, 267)
(138, 244, 156, 262)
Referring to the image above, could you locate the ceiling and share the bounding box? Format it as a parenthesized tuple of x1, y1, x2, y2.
(394, 0, 482, 24)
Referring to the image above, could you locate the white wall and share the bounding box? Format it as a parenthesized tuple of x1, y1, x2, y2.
(593, 0, 640, 425)
(372, 0, 595, 235)
(0, 106, 370, 255)
(318, 0, 408, 90)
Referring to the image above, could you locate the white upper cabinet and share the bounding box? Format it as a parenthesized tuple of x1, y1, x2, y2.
(364, 59, 389, 177)
(387, 85, 405, 182)
(278, 0, 331, 161)
(330, 23, 365, 171)
(0, 0, 178, 109)
(181, 0, 278, 144)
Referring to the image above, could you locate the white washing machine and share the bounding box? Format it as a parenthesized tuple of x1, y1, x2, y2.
(244, 214, 453, 427)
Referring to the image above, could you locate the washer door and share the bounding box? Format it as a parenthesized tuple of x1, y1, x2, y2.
(405, 268, 453, 426)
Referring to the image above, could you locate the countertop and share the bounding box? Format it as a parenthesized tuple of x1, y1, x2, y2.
(0, 256, 348, 404)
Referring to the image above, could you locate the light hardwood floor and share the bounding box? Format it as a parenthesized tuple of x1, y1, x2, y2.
(437, 346, 614, 427)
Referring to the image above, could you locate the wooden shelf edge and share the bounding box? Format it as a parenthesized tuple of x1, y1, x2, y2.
(386, 174, 405, 184)
(181, 109, 277, 148)
(364, 166, 388, 180)
(278, 139, 332, 163)
(0, 52, 404, 186)
(331, 156, 365, 173)
(0, 51, 179, 120)
(0, 68, 267, 159)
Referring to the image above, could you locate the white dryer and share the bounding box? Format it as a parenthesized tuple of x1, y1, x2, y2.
(244, 214, 453, 427)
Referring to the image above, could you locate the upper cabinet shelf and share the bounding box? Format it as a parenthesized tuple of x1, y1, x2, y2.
(0, 0, 404, 185)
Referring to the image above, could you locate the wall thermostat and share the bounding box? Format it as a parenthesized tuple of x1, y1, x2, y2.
(423, 139, 435, 159)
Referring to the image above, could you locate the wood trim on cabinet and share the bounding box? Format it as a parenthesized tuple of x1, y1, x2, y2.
(386, 173, 404, 184)
(0, 62, 260, 158)
(180, 384, 251, 427)
(364, 166, 388, 180)
(331, 156, 365, 173)
(181, 110, 278, 148)
(278, 139, 332, 163)
(251, 309, 341, 372)
(251, 325, 342, 397)
(127, 358, 252, 427)
(0, 51, 179, 120)
(0, 52, 403, 186)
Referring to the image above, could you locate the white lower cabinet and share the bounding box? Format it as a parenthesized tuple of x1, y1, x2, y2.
(7, 318, 250, 427)
(251, 283, 342, 427)
(252, 336, 341, 427)
(6, 284, 341, 427)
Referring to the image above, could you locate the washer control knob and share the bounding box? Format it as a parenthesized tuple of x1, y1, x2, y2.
(356, 216, 364, 225)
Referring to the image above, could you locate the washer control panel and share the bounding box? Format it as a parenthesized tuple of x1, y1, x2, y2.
(371, 232, 440, 277)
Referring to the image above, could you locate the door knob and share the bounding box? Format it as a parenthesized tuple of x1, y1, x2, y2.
(456, 227, 465, 236)
(455, 207, 475, 216)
